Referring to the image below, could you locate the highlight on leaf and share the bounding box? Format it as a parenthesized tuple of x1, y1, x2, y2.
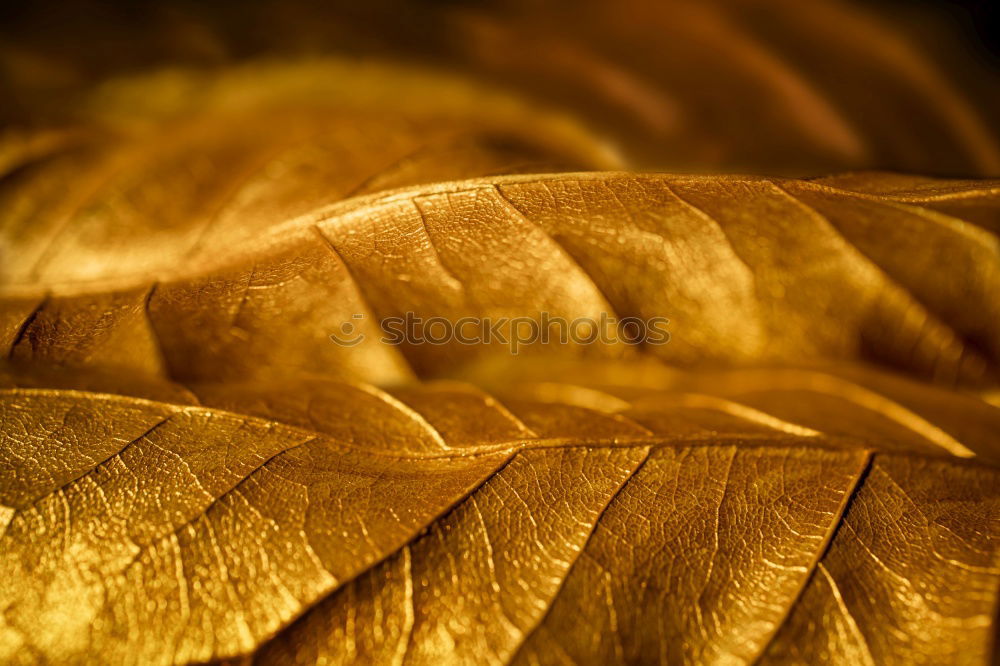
(2, 172, 998, 390)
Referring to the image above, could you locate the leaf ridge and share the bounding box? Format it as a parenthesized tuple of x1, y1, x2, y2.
(5, 294, 48, 359)
(0, 382, 981, 462)
(308, 224, 418, 381)
(142, 281, 168, 376)
(504, 445, 656, 665)
(411, 198, 466, 293)
(115, 435, 319, 577)
(799, 178, 1000, 205)
(751, 449, 875, 664)
(492, 183, 624, 322)
(357, 382, 454, 451)
(769, 181, 988, 387)
(6, 412, 177, 513)
(814, 562, 878, 666)
(249, 448, 523, 662)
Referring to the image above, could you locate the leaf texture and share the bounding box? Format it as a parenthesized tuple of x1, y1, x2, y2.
(0, 60, 616, 284)
(1, 365, 999, 664)
(2, 7, 1000, 664)
(3, 172, 998, 389)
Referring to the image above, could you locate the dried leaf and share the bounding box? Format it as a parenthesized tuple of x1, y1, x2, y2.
(3, 172, 998, 388)
(2, 365, 998, 663)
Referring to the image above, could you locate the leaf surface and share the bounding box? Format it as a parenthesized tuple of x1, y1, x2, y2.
(1, 366, 999, 664)
(3, 172, 998, 389)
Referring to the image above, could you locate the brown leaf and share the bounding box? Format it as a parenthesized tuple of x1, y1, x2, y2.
(1, 365, 998, 663)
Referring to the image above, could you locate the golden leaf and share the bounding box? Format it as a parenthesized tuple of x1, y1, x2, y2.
(1, 364, 998, 663)
(2, 169, 998, 388)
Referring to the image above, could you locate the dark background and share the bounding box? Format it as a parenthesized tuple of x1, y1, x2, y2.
(1, 0, 997, 61)
(1, 0, 997, 130)
(905, 0, 1000, 60)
